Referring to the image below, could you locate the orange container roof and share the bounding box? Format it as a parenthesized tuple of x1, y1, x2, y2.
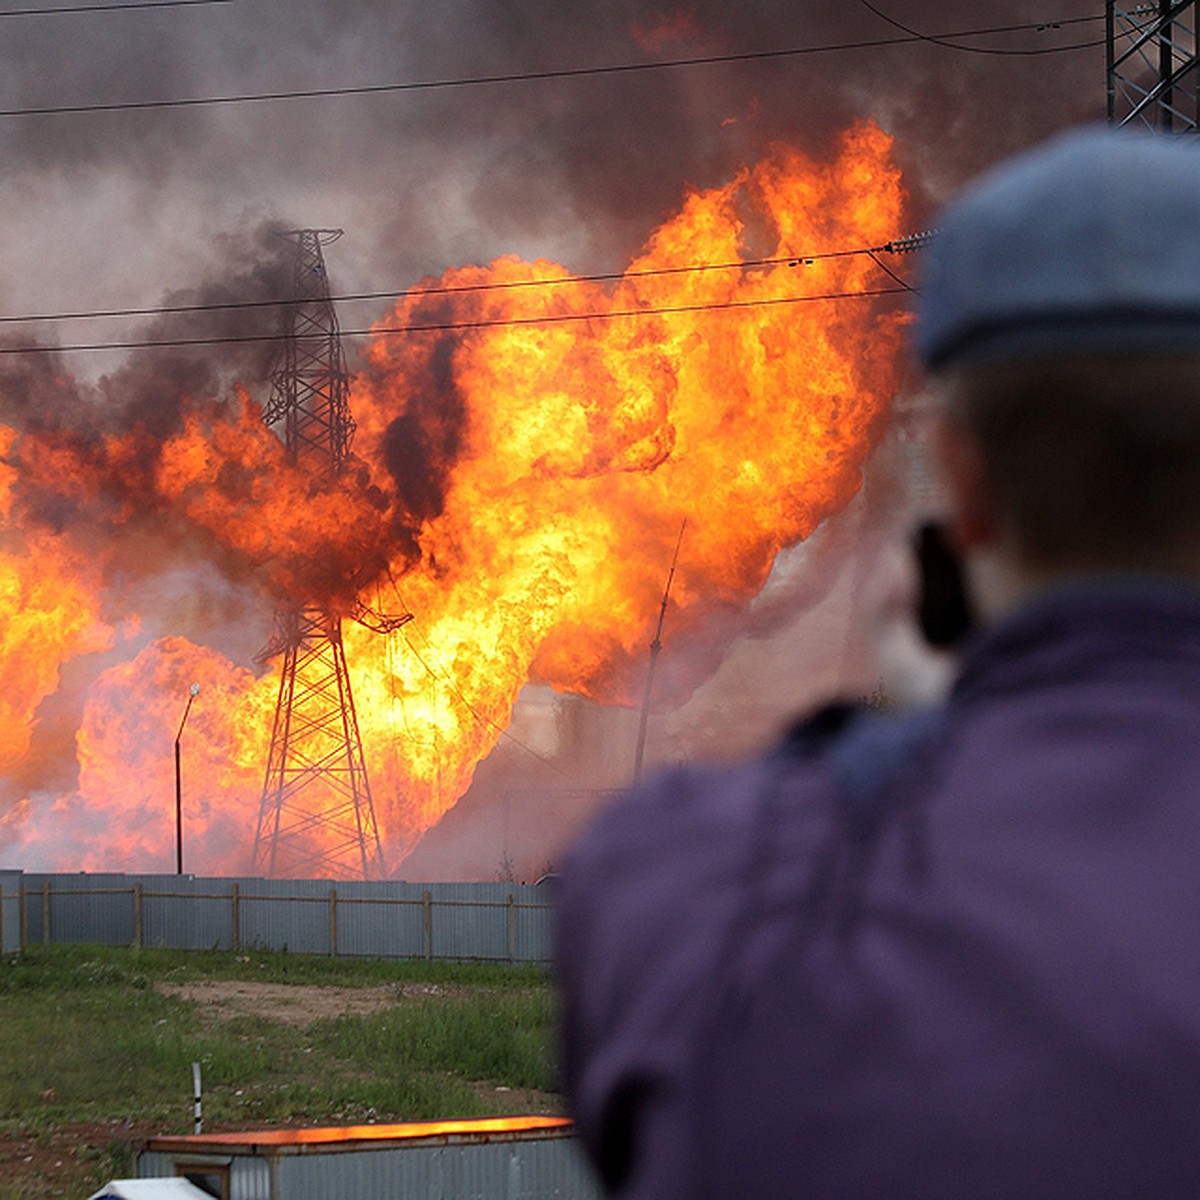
(144, 1114, 574, 1154)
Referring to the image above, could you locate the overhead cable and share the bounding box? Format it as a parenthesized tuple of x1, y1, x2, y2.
(0, 0, 232, 15)
(0, 286, 910, 356)
(856, 0, 1105, 56)
(0, 236, 931, 326)
(385, 569, 569, 778)
(0, 15, 1104, 118)
(866, 250, 918, 293)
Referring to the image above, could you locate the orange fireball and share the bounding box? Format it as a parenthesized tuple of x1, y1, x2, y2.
(351, 120, 907, 853)
(2, 120, 908, 874)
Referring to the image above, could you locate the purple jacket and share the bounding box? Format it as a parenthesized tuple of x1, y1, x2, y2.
(557, 580, 1200, 1199)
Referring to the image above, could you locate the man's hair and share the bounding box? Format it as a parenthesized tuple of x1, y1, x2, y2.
(942, 356, 1200, 576)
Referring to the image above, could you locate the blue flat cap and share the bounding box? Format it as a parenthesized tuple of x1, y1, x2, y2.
(917, 127, 1200, 370)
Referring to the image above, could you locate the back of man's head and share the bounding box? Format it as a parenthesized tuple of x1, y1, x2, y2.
(917, 129, 1200, 579)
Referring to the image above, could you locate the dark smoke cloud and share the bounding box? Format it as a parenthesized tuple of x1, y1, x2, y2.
(0, 0, 1105, 312)
(0, 0, 1109, 865)
(0, 223, 291, 438)
(0, 221, 385, 646)
(0, 0, 1107, 612)
(93, 222, 295, 435)
(378, 330, 464, 551)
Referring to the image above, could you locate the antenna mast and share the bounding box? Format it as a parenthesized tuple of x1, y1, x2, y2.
(632, 520, 686, 785)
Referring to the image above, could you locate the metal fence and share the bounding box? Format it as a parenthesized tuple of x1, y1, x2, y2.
(0, 871, 20, 955)
(0, 872, 557, 963)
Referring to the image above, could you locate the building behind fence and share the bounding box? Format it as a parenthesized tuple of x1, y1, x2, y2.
(0, 872, 556, 963)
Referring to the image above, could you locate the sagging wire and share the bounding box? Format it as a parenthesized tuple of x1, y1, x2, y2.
(0, 286, 911, 355)
(856, 0, 1106, 56)
(383, 567, 569, 779)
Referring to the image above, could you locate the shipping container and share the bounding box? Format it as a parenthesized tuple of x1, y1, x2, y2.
(136, 1115, 602, 1200)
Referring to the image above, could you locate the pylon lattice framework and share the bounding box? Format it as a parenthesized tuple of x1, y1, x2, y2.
(1107, 1, 1199, 131)
(252, 229, 391, 881)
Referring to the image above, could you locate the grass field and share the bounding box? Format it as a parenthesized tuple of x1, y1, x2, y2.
(0, 944, 559, 1199)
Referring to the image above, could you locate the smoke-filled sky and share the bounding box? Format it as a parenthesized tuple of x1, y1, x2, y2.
(2, 0, 1103, 343)
(0, 0, 1111, 875)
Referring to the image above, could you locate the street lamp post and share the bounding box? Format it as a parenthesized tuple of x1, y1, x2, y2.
(175, 683, 200, 875)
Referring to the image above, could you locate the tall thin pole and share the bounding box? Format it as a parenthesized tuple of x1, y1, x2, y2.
(174, 684, 200, 875)
(633, 520, 686, 785)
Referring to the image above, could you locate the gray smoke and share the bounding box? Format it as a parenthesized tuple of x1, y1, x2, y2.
(0, 0, 1107, 870)
(0, 0, 1103, 322)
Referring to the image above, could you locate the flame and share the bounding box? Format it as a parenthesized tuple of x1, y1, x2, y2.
(351, 120, 906, 846)
(155, 389, 391, 608)
(73, 638, 275, 874)
(0, 424, 114, 768)
(0, 120, 906, 874)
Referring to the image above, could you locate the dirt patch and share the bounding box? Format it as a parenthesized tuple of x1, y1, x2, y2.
(0, 1119, 159, 1200)
(156, 979, 459, 1027)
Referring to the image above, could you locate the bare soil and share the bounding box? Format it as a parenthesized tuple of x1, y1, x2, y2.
(155, 978, 446, 1026)
(0, 1119, 160, 1200)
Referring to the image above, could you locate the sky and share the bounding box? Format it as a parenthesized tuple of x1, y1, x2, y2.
(0, 0, 1114, 873)
(0, 0, 1105, 357)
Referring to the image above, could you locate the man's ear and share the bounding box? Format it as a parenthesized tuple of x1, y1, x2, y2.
(932, 411, 997, 551)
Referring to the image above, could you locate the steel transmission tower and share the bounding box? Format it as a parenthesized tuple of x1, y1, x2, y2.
(1107, 2, 1199, 130)
(252, 229, 411, 880)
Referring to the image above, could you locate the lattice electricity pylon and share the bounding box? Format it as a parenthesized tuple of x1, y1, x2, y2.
(1107, 2, 1199, 131)
(261, 229, 355, 474)
(255, 608, 383, 878)
(252, 230, 411, 880)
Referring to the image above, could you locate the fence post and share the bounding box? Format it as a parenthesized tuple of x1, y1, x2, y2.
(42, 879, 50, 945)
(0, 880, 4, 956)
(133, 884, 143, 949)
(422, 890, 433, 960)
(231, 884, 240, 952)
(19, 883, 26, 952)
(507, 893, 516, 962)
(329, 889, 338, 958)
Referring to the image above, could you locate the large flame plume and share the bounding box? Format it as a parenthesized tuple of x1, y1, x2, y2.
(1, 121, 907, 874)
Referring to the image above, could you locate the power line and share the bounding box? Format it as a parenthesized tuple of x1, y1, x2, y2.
(400, 628, 570, 778)
(0, 0, 231, 15)
(856, 1, 1106, 55)
(0, 286, 909, 355)
(866, 249, 918, 293)
(0, 14, 1105, 119)
(384, 570, 570, 779)
(0, 240, 925, 326)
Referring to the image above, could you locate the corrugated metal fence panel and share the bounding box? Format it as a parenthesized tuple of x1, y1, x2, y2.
(234, 877, 336, 956)
(26, 873, 136, 946)
(141, 876, 233, 951)
(429, 882, 512, 960)
(3, 872, 558, 962)
(328, 880, 426, 960)
(514, 884, 555, 963)
(0, 871, 20, 953)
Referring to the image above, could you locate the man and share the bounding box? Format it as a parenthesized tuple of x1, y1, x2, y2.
(556, 127, 1200, 1199)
